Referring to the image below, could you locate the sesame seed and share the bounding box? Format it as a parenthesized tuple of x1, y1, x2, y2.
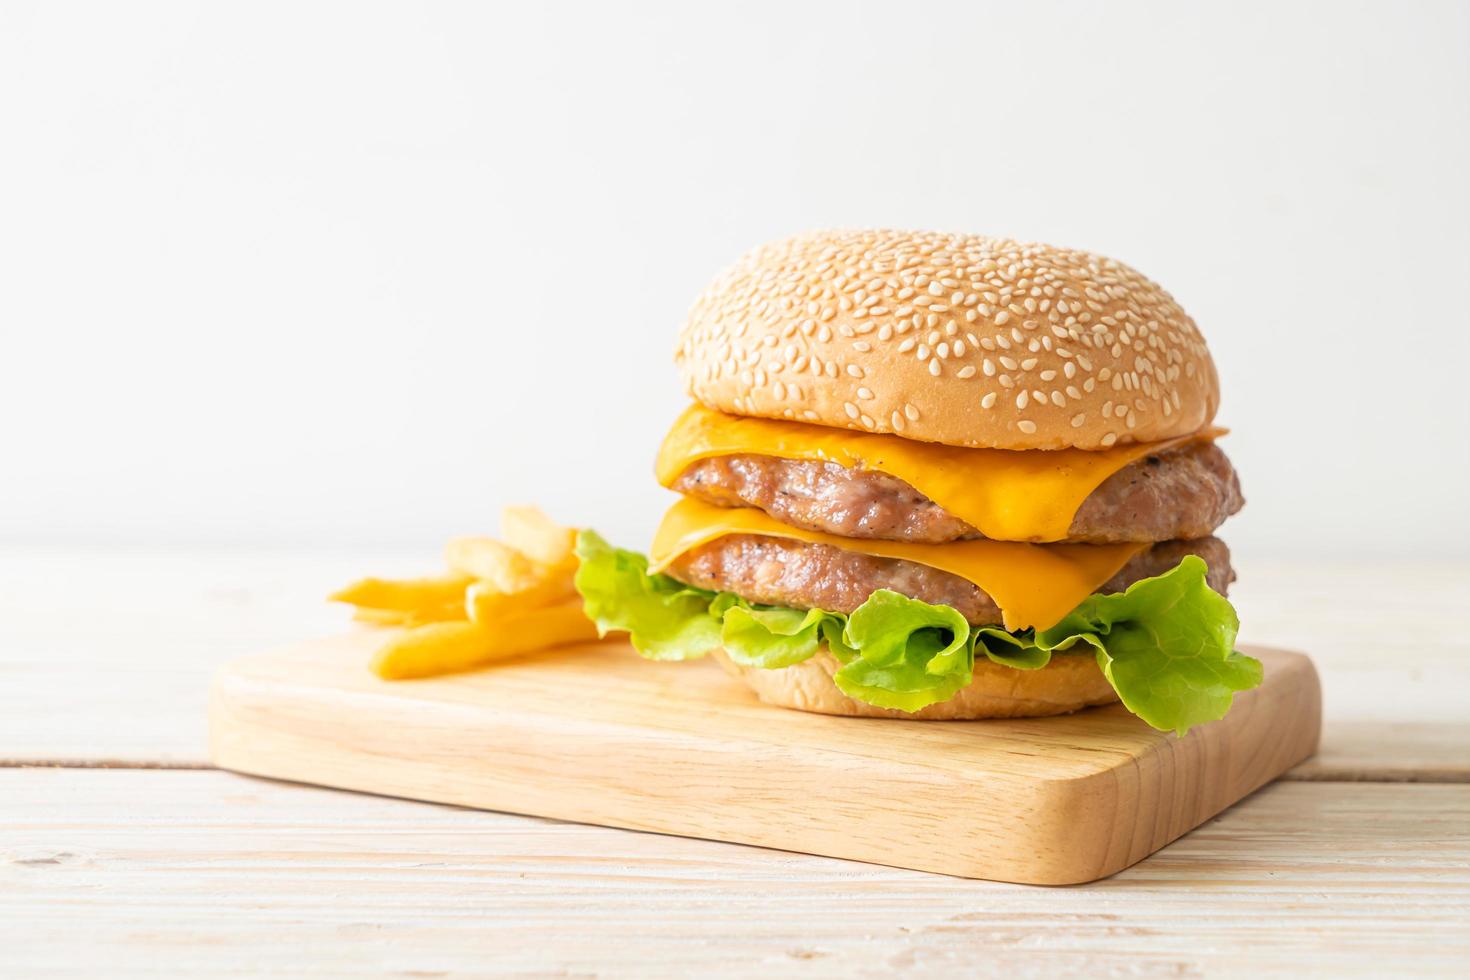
(1071, 413, 1086, 427)
(957, 365, 976, 379)
(843, 402, 859, 419)
(1017, 420, 1037, 434)
(980, 392, 997, 409)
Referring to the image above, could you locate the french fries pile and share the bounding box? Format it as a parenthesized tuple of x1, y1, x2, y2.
(330, 506, 600, 679)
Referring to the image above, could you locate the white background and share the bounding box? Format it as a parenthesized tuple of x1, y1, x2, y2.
(3, 1, 1467, 559)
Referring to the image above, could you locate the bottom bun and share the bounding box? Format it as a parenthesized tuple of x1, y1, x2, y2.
(711, 646, 1119, 720)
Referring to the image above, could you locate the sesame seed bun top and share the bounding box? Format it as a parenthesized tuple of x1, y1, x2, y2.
(674, 229, 1220, 450)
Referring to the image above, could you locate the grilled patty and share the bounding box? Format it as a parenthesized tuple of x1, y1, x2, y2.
(671, 442, 1242, 544)
(666, 534, 1233, 627)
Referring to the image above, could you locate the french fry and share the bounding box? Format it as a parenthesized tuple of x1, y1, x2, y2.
(355, 603, 468, 627)
(371, 601, 600, 679)
(444, 536, 540, 590)
(352, 607, 410, 626)
(500, 505, 578, 570)
(337, 509, 588, 669)
(330, 574, 472, 612)
(467, 574, 575, 624)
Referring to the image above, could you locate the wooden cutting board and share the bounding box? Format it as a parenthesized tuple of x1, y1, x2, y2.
(209, 634, 1319, 884)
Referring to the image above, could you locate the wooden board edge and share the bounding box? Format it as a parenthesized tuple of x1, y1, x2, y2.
(1052, 648, 1322, 882)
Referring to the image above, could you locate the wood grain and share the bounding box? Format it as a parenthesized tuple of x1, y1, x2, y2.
(6, 549, 1465, 781)
(4, 769, 1466, 977)
(208, 633, 1319, 884)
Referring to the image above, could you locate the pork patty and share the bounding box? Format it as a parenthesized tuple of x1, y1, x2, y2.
(671, 442, 1243, 544)
(666, 534, 1233, 627)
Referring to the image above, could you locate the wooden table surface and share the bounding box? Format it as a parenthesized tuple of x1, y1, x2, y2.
(3, 546, 1468, 976)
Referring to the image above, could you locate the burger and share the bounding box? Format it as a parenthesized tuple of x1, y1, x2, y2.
(575, 229, 1261, 735)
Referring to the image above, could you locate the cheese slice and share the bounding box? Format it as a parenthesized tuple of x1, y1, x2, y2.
(655, 404, 1224, 543)
(649, 497, 1146, 632)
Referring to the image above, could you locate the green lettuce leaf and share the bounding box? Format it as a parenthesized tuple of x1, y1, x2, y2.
(719, 603, 840, 668)
(973, 626, 1053, 670)
(832, 590, 973, 712)
(1034, 555, 1261, 735)
(572, 530, 721, 661)
(573, 531, 1259, 733)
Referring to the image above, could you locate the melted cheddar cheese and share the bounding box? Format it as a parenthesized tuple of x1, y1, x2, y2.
(655, 404, 1223, 543)
(649, 497, 1145, 631)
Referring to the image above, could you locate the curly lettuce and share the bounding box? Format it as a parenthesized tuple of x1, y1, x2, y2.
(573, 532, 1260, 734)
(1034, 555, 1262, 734)
(573, 530, 721, 660)
(831, 590, 973, 712)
